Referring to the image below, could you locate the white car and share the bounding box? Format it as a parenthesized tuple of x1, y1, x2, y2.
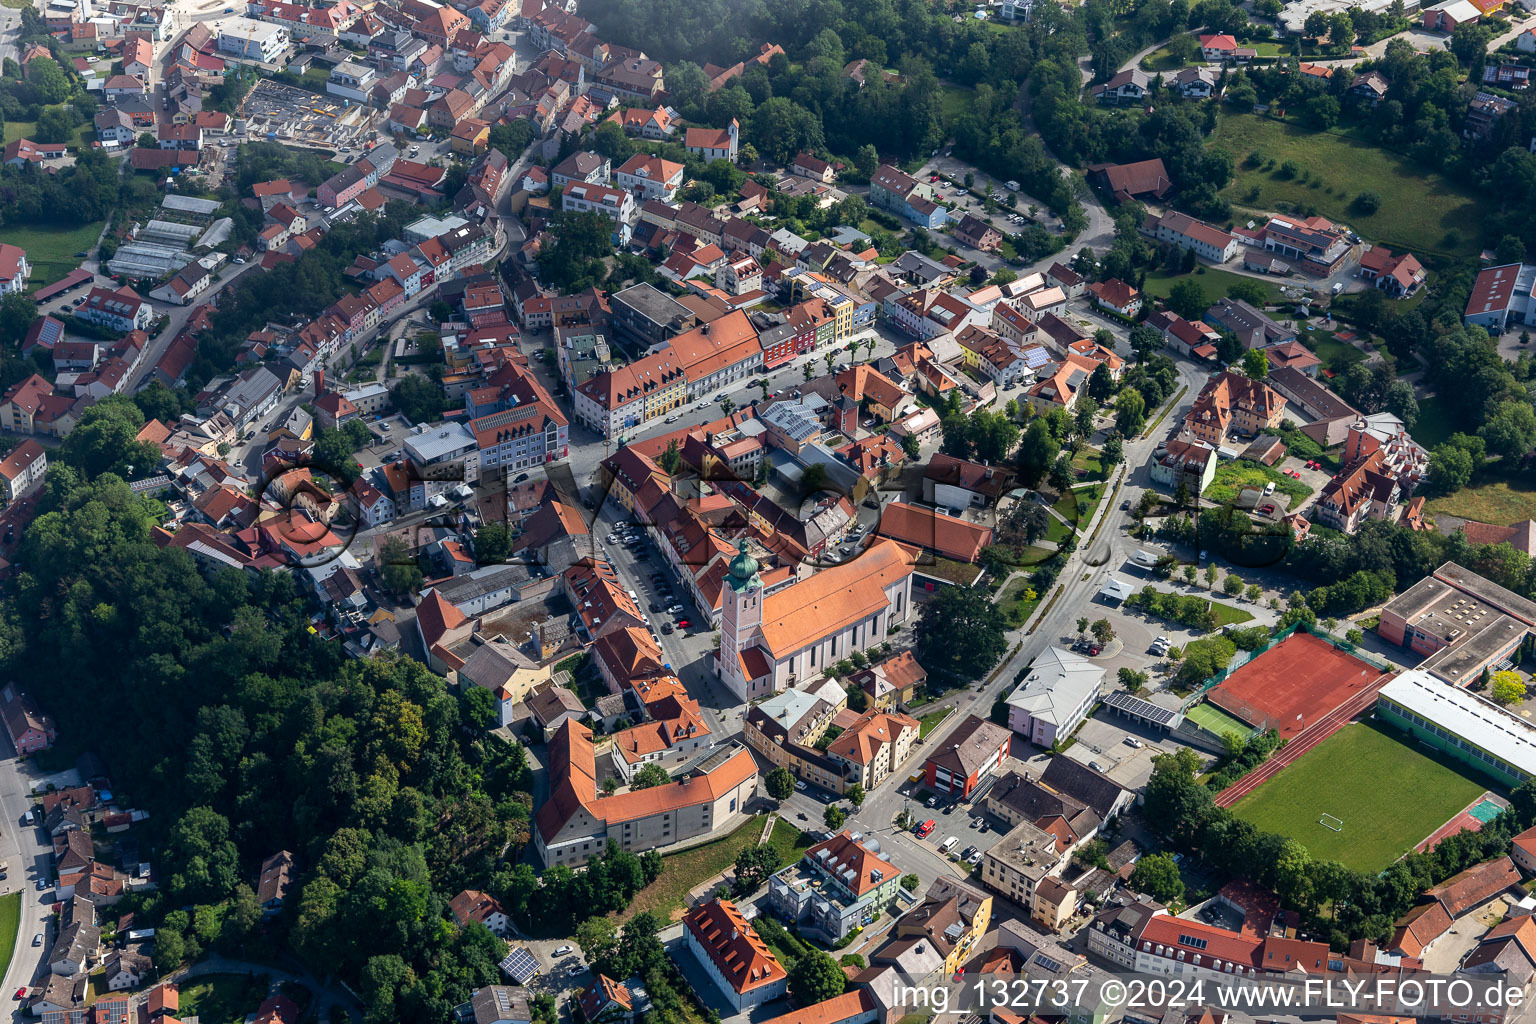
(793, 779, 807, 792)
(666, 603, 683, 614)
(554, 945, 572, 956)
(1125, 737, 1144, 748)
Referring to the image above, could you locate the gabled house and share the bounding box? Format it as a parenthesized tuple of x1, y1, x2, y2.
(1092, 68, 1150, 105)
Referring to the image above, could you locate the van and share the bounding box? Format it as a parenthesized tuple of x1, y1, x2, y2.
(939, 836, 959, 854)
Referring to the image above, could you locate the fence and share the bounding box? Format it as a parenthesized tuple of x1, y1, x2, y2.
(1177, 621, 1389, 711)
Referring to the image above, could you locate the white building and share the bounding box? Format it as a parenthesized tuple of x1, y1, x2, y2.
(0, 244, 29, 294)
(327, 60, 377, 102)
(1005, 646, 1103, 748)
(217, 18, 289, 63)
(717, 539, 916, 702)
(1149, 210, 1240, 264)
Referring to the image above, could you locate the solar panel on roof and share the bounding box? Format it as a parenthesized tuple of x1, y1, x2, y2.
(500, 946, 540, 983)
(1102, 691, 1176, 726)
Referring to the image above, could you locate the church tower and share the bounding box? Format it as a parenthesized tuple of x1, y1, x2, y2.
(719, 540, 763, 702)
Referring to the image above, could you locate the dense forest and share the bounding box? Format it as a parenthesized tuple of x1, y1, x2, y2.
(6, 457, 550, 1021)
(581, 0, 1087, 225)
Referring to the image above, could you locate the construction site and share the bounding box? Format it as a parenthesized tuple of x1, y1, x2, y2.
(237, 80, 373, 152)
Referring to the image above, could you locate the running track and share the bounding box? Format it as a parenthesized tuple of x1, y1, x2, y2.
(1213, 671, 1395, 808)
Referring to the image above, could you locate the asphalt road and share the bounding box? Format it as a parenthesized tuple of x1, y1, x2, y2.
(0, 738, 68, 1012)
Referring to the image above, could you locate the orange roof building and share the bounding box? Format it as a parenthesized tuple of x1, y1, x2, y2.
(683, 898, 787, 1010)
(876, 501, 993, 564)
(534, 720, 758, 867)
(717, 539, 917, 701)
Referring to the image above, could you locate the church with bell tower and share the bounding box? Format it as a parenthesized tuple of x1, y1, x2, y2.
(714, 537, 917, 704)
(719, 541, 771, 702)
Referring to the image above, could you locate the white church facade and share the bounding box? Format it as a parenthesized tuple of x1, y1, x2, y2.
(715, 539, 917, 702)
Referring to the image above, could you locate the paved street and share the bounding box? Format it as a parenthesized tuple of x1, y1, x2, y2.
(0, 739, 78, 1013)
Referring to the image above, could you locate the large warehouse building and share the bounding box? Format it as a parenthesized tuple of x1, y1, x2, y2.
(1376, 670, 1536, 789)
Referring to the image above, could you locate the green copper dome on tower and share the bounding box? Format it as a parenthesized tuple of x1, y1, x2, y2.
(727, 539, 761, 592)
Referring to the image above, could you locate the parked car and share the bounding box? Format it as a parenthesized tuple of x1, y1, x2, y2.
(676, 618, 691, 628)
(661, 622, 674, 635)
(1126, 737, 1144, 748)
(31, 934, 40, 947)
(1258, 504, 1276, 515)
(915, 819, 936, 838)
(666, 603, 683, 614)
(649, 601, 663, 613)
(961, 845, 978, 860)
(513, 473, 529, 483)
(794, 779, 807, 792)
(554, 945, 572, 956)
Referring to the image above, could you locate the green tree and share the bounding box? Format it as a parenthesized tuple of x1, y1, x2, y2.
(913, 584, 1008, 690)
(379, 535, 422, 594)
(659, 438, 683, 475)
(631, 763, 671, 790)
(900, 432, 921, 459)
(824, 804, 847, 830)
(1128, 324, 1163, 363)
(1130, 851, 1185, 903)
(27, 57, 71, 104)
(1167, 278, 1207, 319)
(1429, 442, 1475, 493)
(1116, 389, 1146, 437)
(846, 783, 865, 808)
(1480, 401, 1536, 461)
(391, 374, 448, 424)
(1016, 419, 1056, 487)
(473, 523, 512, 565)
(1240, 349, 1269, 379)
(733, 845, 782, 893)
(1491, 670, 1527, 706)
(0, 292, 37, 347)
(56, 395, 160, 480)
(1496, 234, 1526, 265)
(1118, 667, 1147, 692)
(765, 766, 795, 800)
(800, 462, 828, 495)
(1223, 573, 1244, 596)
(788, 949, 847, 1007)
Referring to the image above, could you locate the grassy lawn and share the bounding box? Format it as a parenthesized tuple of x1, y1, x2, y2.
(1425, 477, 1536, 527)
(1206, 461, 1312, 505)
(940, 85, 976, 125)
(1209, 600, 1256, 627)
(179, 974, 270, 1024)
(1214, 114, 1493, 258)
(1073, 448, 1106, 479)
(1142, 268, 1283, 308)
(0, 892, 18, 988)
(765, 817, 810, 864)
(617, 816, 766, 925)
(917, 556, 984, 585)
(1411, 394, 1456, 449)
(2, 121, 35, 144)
(10, 220, 106, 289)
(1185, 701, 1255, 741)
(998, 576, 1044, 628)
(919, 707, 954, 739)
(1302, 329, 1365, 375)
(1232, 722, 1489, 871)
(1054, 482, 1106, 531)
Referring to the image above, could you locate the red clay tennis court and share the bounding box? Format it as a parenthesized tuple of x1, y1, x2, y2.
(1207, 632, 1391, 740)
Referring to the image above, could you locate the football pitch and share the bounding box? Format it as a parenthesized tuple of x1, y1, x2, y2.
(1230, 722, 1489, 872)
(1185, 701, 1254, 742)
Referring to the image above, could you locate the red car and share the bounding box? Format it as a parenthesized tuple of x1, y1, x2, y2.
(916, 819, 936, 838)
(677, 619, 691, 628)
(1259, 504, 1276, 515)
(14, 988, 25, 1000)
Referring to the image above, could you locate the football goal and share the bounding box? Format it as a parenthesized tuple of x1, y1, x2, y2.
(1319, 813, 1343, 832)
